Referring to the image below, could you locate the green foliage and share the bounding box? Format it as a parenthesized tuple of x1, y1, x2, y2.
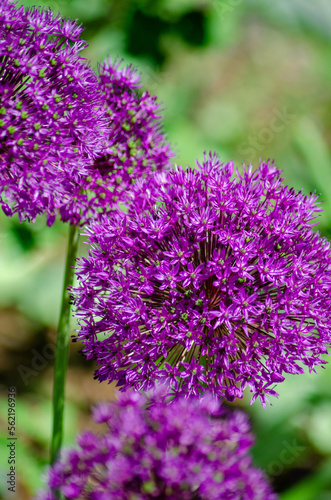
(0, 397, 79, 495)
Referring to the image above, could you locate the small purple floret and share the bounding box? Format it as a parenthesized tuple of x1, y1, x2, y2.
(79, 58, 174, 221)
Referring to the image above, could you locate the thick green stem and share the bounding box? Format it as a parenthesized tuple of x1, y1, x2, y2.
(50, 223, 79, 465)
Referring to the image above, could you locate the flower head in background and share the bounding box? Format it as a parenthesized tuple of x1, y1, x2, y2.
(0, 0, 107, 225)
(79, 57, 174, 220)
(74, 153, 331, 406)
(36, 391, 276, 500)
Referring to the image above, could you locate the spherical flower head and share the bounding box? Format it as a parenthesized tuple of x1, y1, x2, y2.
(78, 57, 174, 220)
(35, 390, 276, 500)
(0, 0, 108, 225)
(74, 153, 331, 406)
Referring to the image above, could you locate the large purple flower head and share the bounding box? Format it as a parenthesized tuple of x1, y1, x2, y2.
(79, 58, 174, 220)
(0, 0, 107, 225)
(74, 153, 331, 406)
(36, 391, 276, 500)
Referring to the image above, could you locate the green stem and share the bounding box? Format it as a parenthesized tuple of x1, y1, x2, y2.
(50, 223, 79, 465)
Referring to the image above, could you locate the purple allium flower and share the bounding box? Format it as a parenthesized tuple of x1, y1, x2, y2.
(0, 0, 107, 225)
(78, 58, 174, 220)
(35, 391, 276, 500)
(74, 153, 331, 406)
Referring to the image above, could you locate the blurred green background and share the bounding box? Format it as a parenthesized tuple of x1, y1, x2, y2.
(1, 0, 331, 498)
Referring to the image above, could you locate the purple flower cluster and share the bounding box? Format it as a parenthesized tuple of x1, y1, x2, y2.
(74, 153, 331, 406)
(0, 0, 108, 225)
(0, 2, 173, 227)
(80, 58, 173, 220)
(36, 391, 276, 500)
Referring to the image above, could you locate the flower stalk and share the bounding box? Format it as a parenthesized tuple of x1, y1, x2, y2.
(50, 223, 79, 465)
